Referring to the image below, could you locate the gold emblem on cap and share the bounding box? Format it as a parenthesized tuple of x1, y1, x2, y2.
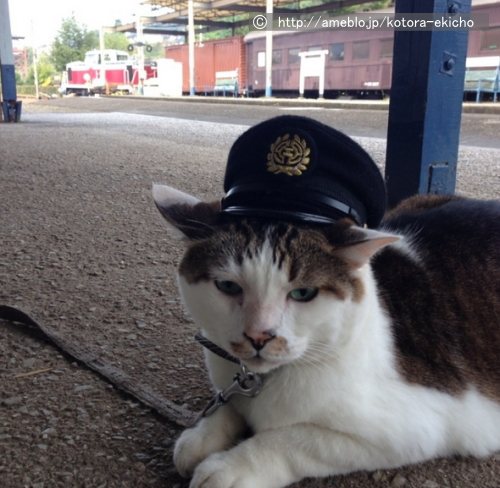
(267, 133, 311, 176)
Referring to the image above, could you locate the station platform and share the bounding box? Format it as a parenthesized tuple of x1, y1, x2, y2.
(122, 93, 500, 114)
(0, 99, 499, 488)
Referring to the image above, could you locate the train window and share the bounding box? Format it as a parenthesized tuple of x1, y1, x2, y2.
(288, 48, 300, 64)
(308, 46, 322, 51)
(257, 51, 266, 67)
(86, 52, 99, 65)
(273, 50, 283, 65)
(480, 27, 500, 51)
(257, 51, 282, 66)
(380, 39, 394, 58)
(329, 43, 344, 61)
(353, 41, 370, 60)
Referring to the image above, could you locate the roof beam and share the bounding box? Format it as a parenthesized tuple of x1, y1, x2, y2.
(150, 0, 379, 22)
(113, 22, 136, 33)
(132, 27, 188, 36)
(150, 0, 254, 22)
(112, 17, 234, 33)
(112, 0, 382, 33)
(301, 0, 375, 14)
(212, 4, 298, 13)
(162, 17, 236, 27)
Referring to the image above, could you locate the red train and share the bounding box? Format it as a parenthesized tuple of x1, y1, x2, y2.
(164, 0, 500, 98)
(59, 49, 157, 96)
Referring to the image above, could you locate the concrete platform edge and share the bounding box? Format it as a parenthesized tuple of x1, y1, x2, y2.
(106, 95, 500, 115)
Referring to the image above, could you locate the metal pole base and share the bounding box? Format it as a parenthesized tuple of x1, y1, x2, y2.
(1, 100, 22, 122)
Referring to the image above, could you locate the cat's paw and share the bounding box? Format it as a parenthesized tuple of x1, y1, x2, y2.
(173, 425, 233, 478)
(189, 452, 270, 488)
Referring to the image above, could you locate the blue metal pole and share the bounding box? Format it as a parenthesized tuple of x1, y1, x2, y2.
(385, 0, 471, 207)
(265, 0, 273, 98)
(188, 0, 195, 97)
(0, 0, 22, 122)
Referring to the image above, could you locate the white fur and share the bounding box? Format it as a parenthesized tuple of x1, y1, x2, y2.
(173, 237, 500, 488)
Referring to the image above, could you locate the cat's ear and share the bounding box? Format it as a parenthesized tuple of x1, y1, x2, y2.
(335, 228, 400, 268)
(152, 184, 221, 240)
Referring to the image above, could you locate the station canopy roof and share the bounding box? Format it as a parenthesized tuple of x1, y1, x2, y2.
(113, 0, 382, 36)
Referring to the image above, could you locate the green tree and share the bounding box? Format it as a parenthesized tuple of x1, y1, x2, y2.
(104, 32, 130, 51)
(26, 52, 56, 86)
(50, 15, 98, 71)
(145, 42, 165, 60)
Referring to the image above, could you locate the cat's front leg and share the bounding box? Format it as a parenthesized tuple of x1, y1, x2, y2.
(174, 406, 246, 477)
(189, 423, 396, 488)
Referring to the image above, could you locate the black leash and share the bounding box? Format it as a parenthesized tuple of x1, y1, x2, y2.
(194, 331, 241, 365)
(1, 305, 264, 424)
(0, 305, 40, 329)
(0, 305, 197, 427)
(193, 331, 264, 418)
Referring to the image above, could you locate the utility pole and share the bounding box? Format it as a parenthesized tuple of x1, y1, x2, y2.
(31, 21, 39, 100)
(188, 0, 195, 96)
(32, 46, 39, 99)
(99, 27, 107, 94)
(136, 11, 145, 95)
(265, 0, 273, 97)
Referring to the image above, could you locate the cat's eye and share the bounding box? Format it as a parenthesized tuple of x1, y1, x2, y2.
(214, 280, 243, 296)
(288, 287, 319, 302)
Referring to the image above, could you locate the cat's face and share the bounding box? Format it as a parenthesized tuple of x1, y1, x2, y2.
(153, 185, 397, 374)
(178, 221, 367, 373)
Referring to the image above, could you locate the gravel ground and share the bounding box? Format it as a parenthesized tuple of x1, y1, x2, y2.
(0, 98, 499, 488)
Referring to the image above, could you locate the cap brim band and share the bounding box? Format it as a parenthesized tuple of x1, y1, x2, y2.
(221, 186, 364, 225)
(220, 206, 341, 225)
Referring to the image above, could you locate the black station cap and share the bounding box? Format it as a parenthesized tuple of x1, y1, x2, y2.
(220, 115, 386, 228)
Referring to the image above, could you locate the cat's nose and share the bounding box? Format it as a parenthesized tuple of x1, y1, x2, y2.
(243, 330, 276, 351)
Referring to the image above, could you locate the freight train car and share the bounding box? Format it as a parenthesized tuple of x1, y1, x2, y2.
(164, 0, 500, 98)
(466, 1, 500, 56)
(245, 28, 393, 98)
(164, 36, 246, 95)
(246, 0, 500, 98)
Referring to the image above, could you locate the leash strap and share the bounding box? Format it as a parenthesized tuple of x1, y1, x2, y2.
(193, 331, 264, 419)
(0, 305, 40, 328)
(194, 332, 241, 365)
(0, 305, 197, 427)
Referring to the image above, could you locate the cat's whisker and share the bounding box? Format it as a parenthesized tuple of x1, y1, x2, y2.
(289, 342, 342, 374)
(306, 342, 340, 361)
(292, 347, 338, 373)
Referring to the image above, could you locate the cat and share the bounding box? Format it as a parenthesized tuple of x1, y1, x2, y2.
(153, 187, 500, 488)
